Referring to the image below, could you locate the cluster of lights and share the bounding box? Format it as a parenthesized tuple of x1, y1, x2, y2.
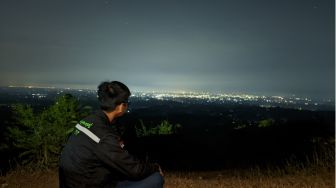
(31, 93, 47, 98)
(132, 91, 316, 105)
(130, 90, 333, 110)
(5, 86, 334, 110)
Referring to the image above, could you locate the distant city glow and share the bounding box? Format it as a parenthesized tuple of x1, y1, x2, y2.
(2, 86, 334, 111)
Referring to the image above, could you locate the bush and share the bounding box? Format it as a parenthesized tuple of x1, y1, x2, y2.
(6, 94, 90, 169)
(258, 118, 275, 128)
(135, 120, 182, 137)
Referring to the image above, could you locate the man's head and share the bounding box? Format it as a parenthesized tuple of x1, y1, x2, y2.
(97, 81, 131, 117)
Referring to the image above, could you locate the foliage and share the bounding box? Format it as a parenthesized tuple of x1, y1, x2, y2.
(232, 118, 275, 129)
(135, 120, 182, 137)
(258, 118, 275, 128)
(6, 94, 91, 169)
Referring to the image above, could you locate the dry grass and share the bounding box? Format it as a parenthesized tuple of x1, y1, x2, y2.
(164, 167, 334, 188)
(0, 166, 334, 188)
(0, 168, 58, 188)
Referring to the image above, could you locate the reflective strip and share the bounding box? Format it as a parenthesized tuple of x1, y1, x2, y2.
(75, 124, 100, 143)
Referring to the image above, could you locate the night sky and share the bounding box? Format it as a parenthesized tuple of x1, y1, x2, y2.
(0, 0, 334, 100)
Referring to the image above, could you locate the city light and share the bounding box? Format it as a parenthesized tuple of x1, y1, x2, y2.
(2, 86, 334, 111)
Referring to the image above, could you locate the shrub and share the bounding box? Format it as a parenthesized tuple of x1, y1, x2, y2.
(258, 118, 275, 128)
(6, 94, 90, 169)
(135, 120, 181, 137)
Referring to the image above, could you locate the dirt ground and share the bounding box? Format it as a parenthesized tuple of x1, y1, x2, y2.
(0, 167, 334, 188)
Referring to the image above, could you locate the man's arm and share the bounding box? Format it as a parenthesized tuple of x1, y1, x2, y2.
(95, 134, 160, 180)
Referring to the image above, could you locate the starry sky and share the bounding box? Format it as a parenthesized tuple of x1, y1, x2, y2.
(0, 0, 334, 100)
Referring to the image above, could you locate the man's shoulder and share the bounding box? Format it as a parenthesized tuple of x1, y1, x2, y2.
(79, 114, 96, 128)
(79, 111, 107, 127)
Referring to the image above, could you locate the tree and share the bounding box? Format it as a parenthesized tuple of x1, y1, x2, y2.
(7, 94, 90, 169)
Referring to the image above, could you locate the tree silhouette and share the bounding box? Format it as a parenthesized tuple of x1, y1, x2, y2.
(6, 94, 90, 169)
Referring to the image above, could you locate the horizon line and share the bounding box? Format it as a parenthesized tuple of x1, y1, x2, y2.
(2, 85, 335, 102)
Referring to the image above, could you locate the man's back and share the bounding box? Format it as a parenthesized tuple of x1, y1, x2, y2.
(59, 110, 160, 187)
(59, 111, 119, 187)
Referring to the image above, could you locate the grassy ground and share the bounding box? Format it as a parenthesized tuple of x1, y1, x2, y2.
(0, 165, 334, 188)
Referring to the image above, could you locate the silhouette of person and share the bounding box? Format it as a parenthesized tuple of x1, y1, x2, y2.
(59, 81, 164, 188)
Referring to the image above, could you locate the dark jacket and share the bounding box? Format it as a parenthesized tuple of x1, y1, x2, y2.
(59, 110, 159, 188)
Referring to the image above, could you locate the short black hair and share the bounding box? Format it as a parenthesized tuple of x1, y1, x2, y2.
(97, 81, 131, 112)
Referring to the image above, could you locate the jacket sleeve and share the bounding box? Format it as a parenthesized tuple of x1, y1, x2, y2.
(95, 134, 159, 180)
